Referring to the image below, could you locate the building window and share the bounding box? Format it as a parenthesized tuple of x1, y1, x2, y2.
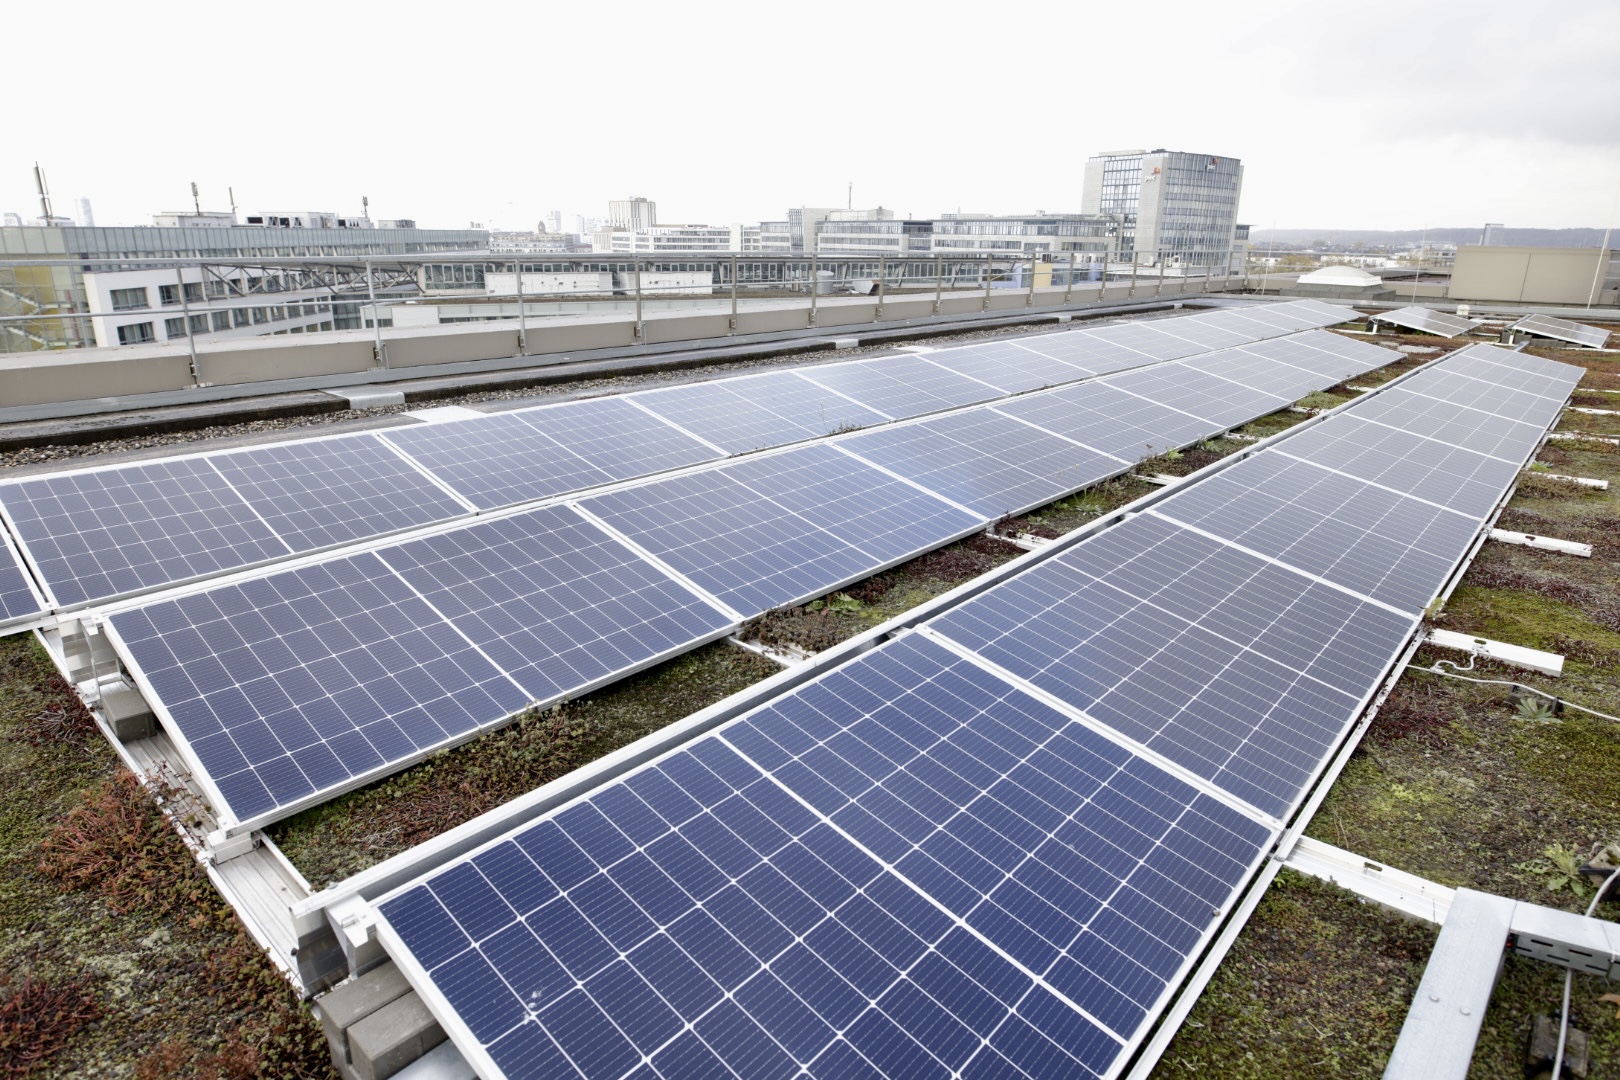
(117, 322, 155, 345)
(190, 314, 209, 334)
(184, 282, 204, 303)
(110, 287, 148, 311)
(159, 284, 180, 306)
(165, 317, 187, 339)
(232, 308, 251, 327)
(211, 311, 231, 331)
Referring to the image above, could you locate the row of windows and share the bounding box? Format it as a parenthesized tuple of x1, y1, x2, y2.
(114, 300, 331, 344)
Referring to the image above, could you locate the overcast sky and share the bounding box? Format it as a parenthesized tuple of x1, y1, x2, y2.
(6, 1, 1618, 234)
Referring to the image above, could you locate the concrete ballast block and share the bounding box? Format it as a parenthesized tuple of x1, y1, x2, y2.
(347, 992, 447, 1080)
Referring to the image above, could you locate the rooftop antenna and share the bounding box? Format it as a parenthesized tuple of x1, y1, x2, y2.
(33, 163, 52, 221)
(363, 195, 370, 222)
(229, 186, 238, 218)
(192, 181, 201, 216)
(848, 181, 852, 210)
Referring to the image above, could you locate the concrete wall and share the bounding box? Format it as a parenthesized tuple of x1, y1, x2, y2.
(1450, 246, 1609, 304)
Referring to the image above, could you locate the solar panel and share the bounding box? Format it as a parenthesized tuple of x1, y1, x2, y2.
(928, 512, 1418, 817)
(1107, 366, 1292, 430)
(209, 435, 468, 553)
(993, 382, 1219, 463)
(376, 506, 734, 701)
(1396, 368, 1567, 428)
(0, 530, 46, 624)
(580, 445, 981, 618)
(107, 551, 533, 826)
(106, 505, 735, 828)
(375, 633, 1276, 1080)
(629, 371, 888, 455)
(1232, 331, 1397, 382)
(1140, 318, 1255, 352)
(1372, 306, 1477, 338)
(1336, 392, 1545, 464)
(1271, 415, 1526, 518)
(1020, 331, 1163, 375)
(1450, 343, 1587, 389)
(381, 412, 616, 512)
(1186, 352, 1323, 402)
(516, 397, 723, 481)
(1439, 349, 1580, 401)
(837, 410, 1126, 519)
(1081, 322, 1199, 361)
(922, 340, 1095, 393)
(1151, 452, 1482, 615)
(795, 355, 1004, 419)
(1512, 313, 1611, 350)
(0, 458, 291, 607)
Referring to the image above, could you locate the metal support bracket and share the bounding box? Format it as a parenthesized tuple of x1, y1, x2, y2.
(1488, 528, 1592, 558)
(1426, 628, 1564, 677)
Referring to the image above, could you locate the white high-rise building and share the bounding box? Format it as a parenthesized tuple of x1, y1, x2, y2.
(1081, 149, 1243, 268)
(608, 197, 657, 231)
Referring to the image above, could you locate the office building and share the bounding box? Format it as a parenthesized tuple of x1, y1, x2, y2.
(1082, 148, 1243, 268)
(607, 197, 657, 231)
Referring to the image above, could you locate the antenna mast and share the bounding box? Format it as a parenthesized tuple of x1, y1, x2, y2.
(34, 164, 52, 221)
(191, 181, 201, 216)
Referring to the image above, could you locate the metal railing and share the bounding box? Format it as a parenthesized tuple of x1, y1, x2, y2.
(0, 249, 1246, 356)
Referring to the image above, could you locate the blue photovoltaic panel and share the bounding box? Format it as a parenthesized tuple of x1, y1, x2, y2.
(1234, 331, 1398, 382)
(209, 435, 468, 553)
(1141, 318, 1255, 352)
(0, 458, 290, 607)
(994, 382, 1218, 462)
(0, 531, 45, 623)
(924, 339, 1095, 393)
(1107, 366, 1291, 430)
(376, 633, 1275, 1080)
(928, 512, 1417, 817)
(838, 410, 1125, 519)
(1455, 344, 1586, 388)
(1027, 331, 1164, 375)
(1337, 392, 1545, 464)
(581, 445, 980, 618)
(1185, 351, 1323, 402)
(516, 396, 722, 481)
(1081, 322, 1197, 361)
(377, 505, 733, 701)
(382, 412, 615, 512)
(796, 355, 1004, 419)
(1151, 453, 1481, 615)
(1397, 368, 1567, 428)
(1439, 350, 1580, 400)
(1275, 414, 1527, 517)
(107, 551, 532, 825)
(630, 371, 887, 455)
(1512, 313, 1611, 351)
(1373, 306, 1477, 338)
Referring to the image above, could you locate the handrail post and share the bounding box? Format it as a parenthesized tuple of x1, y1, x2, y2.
(633, 257, 643, 341)
(515, 260, 526, 353)
(809, 256, 818, 327)
(876, 256, 886, 320)
(175, 266, 201, 384)
(1026, 253, 1037, 307)
(1129, 250, 1138, 299)
(982, 255, 992, 311)
(729, 254, 738, 334)
(1064, 252, 1075, 305)
(933, 255, 943, 315)
(366, 259, 386, 368)
(1155, 251, 1165, 297)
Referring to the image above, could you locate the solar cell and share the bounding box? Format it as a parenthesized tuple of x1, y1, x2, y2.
(1270, 415, 1526, 518)
(377, 506, 734, 701)
(381, 412, 615, 512)
(1512, 313, 1611, 350)
(517, 396, 723, 480)
(1372, 306, 1477, 338)
(0, 458, 291, 607)
(107, 551, 533, 825)
(837, 410, 1126, 518)
(1151, 452, 1481, 614)
(209, 436, 468, 553)
(0, 530, 45, 624)
(928, 512, 1418, 817)
(993, 383, 1218, 463)
(375, 634, 1275, 1080)
(581, 446, 980, 618)
(795, 355, 1004, 419)
(629, 371, 887, 454)
(923, 340, 1094, 393)
(1337, 391, 1545, 464)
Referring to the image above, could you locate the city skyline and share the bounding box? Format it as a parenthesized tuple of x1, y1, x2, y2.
(4, 2, 1618, 234)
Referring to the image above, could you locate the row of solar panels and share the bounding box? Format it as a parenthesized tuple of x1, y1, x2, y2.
(1371, 305, 1481, 338)
(371, 343, 1582, 1080)
(97, 324, 1395, 832)
(1512, 312, 1612, 350)
(0, 301, 1352, 620)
